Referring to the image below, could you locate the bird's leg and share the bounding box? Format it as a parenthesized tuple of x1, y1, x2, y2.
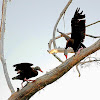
(21, 78, 35, 88)
(24, 78, 36, 82)
(17, 88, 20, 92)
(26, 81, 29, 84)
(77, 46, 83, 55)
(26, 79, 36, 82)
(24, 81, 29, 87)
(21, 81, 24, 88)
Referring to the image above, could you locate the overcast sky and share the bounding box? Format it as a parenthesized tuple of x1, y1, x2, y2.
(0, 0, 100, 100)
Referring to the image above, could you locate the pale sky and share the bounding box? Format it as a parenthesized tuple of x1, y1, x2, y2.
(0, 0, 100, 100)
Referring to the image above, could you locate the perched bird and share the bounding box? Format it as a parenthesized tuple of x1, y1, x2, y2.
(12, 63, 43, 87)
(65, 8, 86, 59)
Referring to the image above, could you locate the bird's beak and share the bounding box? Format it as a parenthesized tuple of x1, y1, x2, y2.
(65, 55, 67, 59)
(64, 49, 68, 59)
(39, 69, 43, 73)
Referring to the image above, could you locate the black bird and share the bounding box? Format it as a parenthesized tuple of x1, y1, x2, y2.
(12, 63, 43, 87)
(65, 8, 86, 59)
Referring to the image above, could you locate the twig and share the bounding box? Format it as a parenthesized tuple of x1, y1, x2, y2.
(57, 29, 70, 40)
(86, 21, 100, 27)
(52, 53, 63, 62)
(80, 59, 100, 65)
(76, 63, 81, 77)
(57, 30, 100, 39)
(86, 34, 100, 38)
(76, 58, 100, 77)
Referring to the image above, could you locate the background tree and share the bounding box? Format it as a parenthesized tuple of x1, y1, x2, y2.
(0, 0, 15, 94)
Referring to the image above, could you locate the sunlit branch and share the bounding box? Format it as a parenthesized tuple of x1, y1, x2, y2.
(48, 48, 74, 54)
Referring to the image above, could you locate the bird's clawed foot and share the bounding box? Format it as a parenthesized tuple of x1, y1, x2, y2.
(24, 78, 36, 82)
(21, 78, 36, 88)
(32, 80, 36, 82)
(77, 47, 83, 55)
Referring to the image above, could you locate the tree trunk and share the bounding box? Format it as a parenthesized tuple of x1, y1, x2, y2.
(8, 39, 100, 100)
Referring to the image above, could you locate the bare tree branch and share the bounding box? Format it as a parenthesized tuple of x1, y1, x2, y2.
(57, 31, 100, 39)
(48, 48, 74, 54)
(52, 53, 63, 62)
(86, 20, 100, 27)
(48, 0, 99, 63)
(86, 34, 100, 38)
(48, 29, 99, 62)
(8, 39, 100, 100)
(80, 59, 100, 65)
(76, 63, 81, 77)
(76, 57, 100, 77)
(49, 14, 100, 61)
(48, 0, 73, 62)
(0, 0, 15, 94)
(52, 0, 72, 49)
(48, 29, 99, 55)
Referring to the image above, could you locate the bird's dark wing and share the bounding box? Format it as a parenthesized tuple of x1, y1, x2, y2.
(20, 69, 38, 79)
(73, 8, 85, 19)
(12, 73, 25, 80)
(13, 63, 33, 67)
(13, 63, 33, 71)
(30, 70, 38, 78)
(71, 8, 85, 42)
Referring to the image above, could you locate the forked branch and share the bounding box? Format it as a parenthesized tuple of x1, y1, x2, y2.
(76, 57, 100, 77)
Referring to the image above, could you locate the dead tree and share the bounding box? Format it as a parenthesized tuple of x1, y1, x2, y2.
(0, 0, 100, 100)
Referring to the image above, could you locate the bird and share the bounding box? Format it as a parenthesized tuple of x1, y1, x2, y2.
(64, 8, 86, 59)
(12, 63, 43, 87)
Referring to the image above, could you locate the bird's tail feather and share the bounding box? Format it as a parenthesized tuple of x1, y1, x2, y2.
(12, 76, 19, 80)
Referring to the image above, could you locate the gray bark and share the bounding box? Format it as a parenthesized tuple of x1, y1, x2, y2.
(0, 0, 15, 94)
